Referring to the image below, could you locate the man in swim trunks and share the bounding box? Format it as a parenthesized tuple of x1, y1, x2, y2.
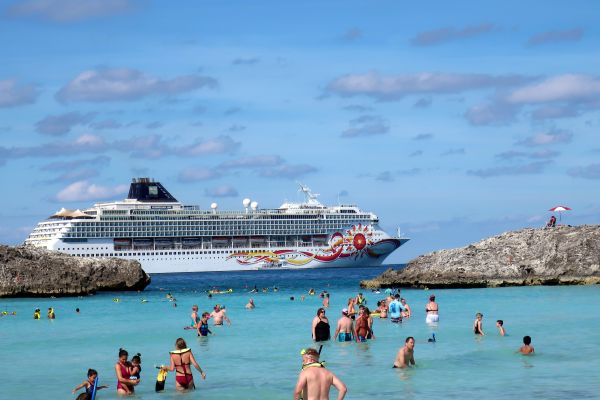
(245, 298, 255, 309)
(210, 305, 231, 326)
(294, 348, 347, 400)
(393, 337, 415, 368)
(389, 294, 403, 323)
(354, 308, 372, 342)
(333, 308, 354, 342)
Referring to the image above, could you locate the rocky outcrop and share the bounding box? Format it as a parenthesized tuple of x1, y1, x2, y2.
(0, 245, 151, 297)
(362, 225, 600, 288)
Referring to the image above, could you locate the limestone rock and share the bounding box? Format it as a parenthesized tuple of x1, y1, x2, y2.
(0, 245, 151, 297)
(361, 225, 600, 288)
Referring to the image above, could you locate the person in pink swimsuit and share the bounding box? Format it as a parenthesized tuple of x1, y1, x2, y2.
(115, 348, 139, 395)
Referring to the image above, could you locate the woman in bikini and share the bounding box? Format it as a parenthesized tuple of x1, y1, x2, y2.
(168, 338, 206, 391)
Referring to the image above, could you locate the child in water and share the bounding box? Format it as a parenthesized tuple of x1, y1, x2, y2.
(129, 354, 142, 380)
(519, 336, 535, 355)
(197, 312, 213, 337)
(72, 368, 108, 397)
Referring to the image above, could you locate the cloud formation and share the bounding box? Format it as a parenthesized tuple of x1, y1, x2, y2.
(516, 130, 573, 147)
(342, 115, 389, 138)
(232, 57, 259, 65)
(6, 0, 134, 22)
(219, 155, 284, 169)
(0, 79, 38, 108)
(259, 164, 318, 179)
(54, 180, 128, 202)
(468, 160, 552, 178)
(527, 28, 583, 47)
(567, 163, 600, 180)
(90, 119, 123, 130)
(495, 149, 559, 160)
(411, 24, 496, 46)
(327, 72, 529, 101)
(35, 112, 96, 135)
(56, 67, 217, 103)
(412, 133, 433, 141)
(440, 148, 465, 156)
(178, 167, 222, 182)
(205, 185, 239, 197)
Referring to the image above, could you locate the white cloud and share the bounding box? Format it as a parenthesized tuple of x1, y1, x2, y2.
(54, 180, 128, 202)
(205, 185, 238, 197)
(178, 167, 222, 182)
(178, 135, 241, 156)
(259, 164, 317, 179)
(467, 161, 552, 178)
(411, 24, 496, 46)
(0, 79, 38, 108)
(220, 155, 284, 169)
(527, 28, 583, 47)
(6, 0, 134, 22)
(56, 67, 217, 103)
(342, 115, 389, 138)
(516, 130, 573, 147)
(35, 112, 95, 135)
(507, 74, 600, 104)
(327, 72, 529, 101)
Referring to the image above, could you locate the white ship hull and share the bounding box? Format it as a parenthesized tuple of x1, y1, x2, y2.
(41, 234, 407, 274)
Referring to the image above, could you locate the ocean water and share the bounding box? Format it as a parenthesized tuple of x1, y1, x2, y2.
(1, 266, 599, 399)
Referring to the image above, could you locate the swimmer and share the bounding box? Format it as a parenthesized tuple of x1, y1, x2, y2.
(353, 307, 372, 342)
(425, 294, 439, 324)
(245, 298, 255, 309)
(129, 354, 142, 380)
(308, 288, 315, 296)
(76, 308, 80, 314)
(312, 308, 331, 342)
(190, 305, 200, 328)
(168, 338, 206, 391)
(355, 292, 366, 306)
(377, 301, 388, 319)
(333, 308, 354, 342)
(346, 298, 356, 320)
(197, 312, 213, 336)
(388, 294, 403, 323)
(301, 295, 305, 301)
(47, 307, 55, 319)
(33, 308, 41, 319)
(496, 320, 506, 336)
(294, 348, 347, 400)
(323, 293, 330, 308)
(290, 296, 295, 301)
(361, 306, 375, 339)
(72, 368, 109, 396)
(393, 337, 416, 368)
(473, 313, 484, 335)
(519, 336, 535, 355)
(210, 304, 231, 326)
(400, 298, 411, 318)
(115, 348, 139, 395)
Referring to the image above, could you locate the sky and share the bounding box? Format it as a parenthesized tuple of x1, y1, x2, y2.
(1, 0, 599, 263)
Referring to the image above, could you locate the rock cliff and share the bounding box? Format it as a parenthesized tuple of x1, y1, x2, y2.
(361, 225, 600, 288)
(0, 245, 151, 297)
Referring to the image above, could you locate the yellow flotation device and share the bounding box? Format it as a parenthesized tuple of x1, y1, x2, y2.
(370, 312, 381, 317)
(33, 311, 41, 319)
(113, 298, 120, 302)
(170, 348, 191, 355)
(302, 361, 326, 370)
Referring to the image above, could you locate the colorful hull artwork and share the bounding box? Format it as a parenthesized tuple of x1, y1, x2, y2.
(228, 224, 401, 267)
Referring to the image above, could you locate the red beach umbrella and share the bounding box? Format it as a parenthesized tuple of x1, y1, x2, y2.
(548, 205, 571, 222)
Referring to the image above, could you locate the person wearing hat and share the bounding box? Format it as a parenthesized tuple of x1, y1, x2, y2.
(333, 308, 354, 342)
(293, 348, 347, 400)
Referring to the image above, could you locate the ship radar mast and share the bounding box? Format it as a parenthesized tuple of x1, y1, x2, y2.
(297, 182, 322, 206)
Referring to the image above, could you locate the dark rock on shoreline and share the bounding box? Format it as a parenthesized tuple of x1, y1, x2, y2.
(361, 225, 600, 289)
(0, 245, 151, 297)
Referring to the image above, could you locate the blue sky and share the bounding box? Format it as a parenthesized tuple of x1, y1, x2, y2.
(1, 0, 599, 263)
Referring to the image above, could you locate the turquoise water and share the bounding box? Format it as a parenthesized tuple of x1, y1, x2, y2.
(1, 267, 599, 399)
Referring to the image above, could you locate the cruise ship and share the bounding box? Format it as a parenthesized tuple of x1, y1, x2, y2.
(25, 178, 409, 273)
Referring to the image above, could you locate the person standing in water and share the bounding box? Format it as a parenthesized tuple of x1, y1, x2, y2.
(312, 308, 331, 342)
(496, 320, 506, 336)
(346, 298, 357, 319)
(519, 336, 535, 354)
(293, 348, 347, 400)
(393, 337, 416, 368)
(425, 295, 439, 324)
(473, 313, 484, 335)
(401, 298, 411, 318)
(210, 304, 231, 326)
(115, 348, 139, 395)
(190, 305, 200, 328)
(323, 293, 330, 308)
(245, 299, 255, 309)
(72, 368, 109, 396)
(168, 338, 206, 391)
(197, 312, 212, 337)
(389, 294, 403, 323)
(354, 308, 372, 342)
(334, 309, 354, 342)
